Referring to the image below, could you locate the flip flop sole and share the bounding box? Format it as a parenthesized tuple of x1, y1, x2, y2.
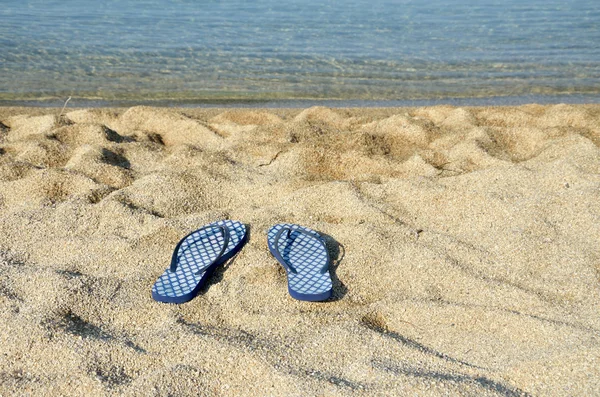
(267, 223, 332, 302)
(152, 220, 247, 303)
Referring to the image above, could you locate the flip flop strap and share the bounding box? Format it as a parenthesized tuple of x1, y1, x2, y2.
(170, 224, 230, 275)
(273, 227, 330, 275)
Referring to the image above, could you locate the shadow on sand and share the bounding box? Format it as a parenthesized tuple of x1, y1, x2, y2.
(319, 232, 348, 301)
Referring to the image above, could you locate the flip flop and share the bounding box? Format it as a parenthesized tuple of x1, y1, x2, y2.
(152, 220, 247, 303)
(267, 223, 333, 301)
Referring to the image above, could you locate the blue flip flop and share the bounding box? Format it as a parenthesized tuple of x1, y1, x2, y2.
(152, 220, 247, 303)
(267, 223, 333, 301)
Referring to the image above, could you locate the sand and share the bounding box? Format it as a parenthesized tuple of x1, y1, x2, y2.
(0, 104, 599, 396)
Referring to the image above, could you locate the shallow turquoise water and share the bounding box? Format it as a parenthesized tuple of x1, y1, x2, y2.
(1, 0, 599, 105)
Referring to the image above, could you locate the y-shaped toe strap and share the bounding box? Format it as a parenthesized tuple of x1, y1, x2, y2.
(170, 225, 230, 275)
(273, 227, 330, 275)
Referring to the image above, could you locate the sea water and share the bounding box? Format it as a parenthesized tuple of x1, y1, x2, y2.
(1, 0, 599, 106)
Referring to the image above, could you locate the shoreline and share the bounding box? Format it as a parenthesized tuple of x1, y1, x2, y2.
(2, 93, 600, 109)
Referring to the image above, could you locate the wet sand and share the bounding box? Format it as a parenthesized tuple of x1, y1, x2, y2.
(0, 105, 599, 395)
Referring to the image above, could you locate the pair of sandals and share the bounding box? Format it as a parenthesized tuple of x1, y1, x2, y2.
(151, 220, 333, 303)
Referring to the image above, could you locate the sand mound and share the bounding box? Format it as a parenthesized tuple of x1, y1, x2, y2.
(4, 114, 59, 140)
(119, 106, 224, 149)
(210, 110, 283, 126)
(0, 105, 599, 396)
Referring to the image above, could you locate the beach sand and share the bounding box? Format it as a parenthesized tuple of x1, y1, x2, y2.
(0, 104, 599, 396)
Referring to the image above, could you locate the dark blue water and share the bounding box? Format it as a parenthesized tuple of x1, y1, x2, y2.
(1, 0, 599, 106)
